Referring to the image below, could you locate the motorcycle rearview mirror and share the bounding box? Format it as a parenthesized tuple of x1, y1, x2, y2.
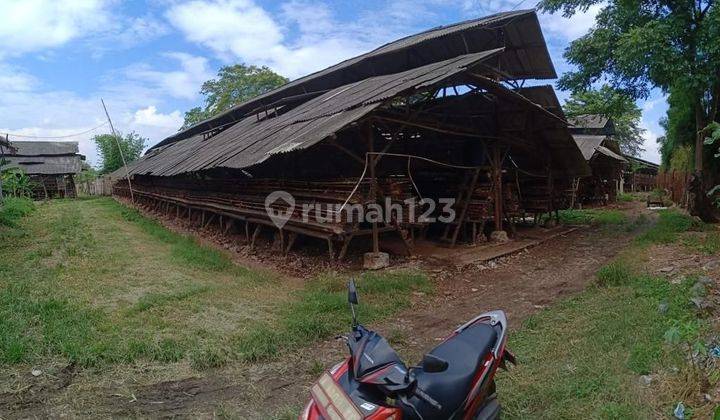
(348, 279, 359, 326)
(348, 279, 359, 305)
(421, 354, 449, 373)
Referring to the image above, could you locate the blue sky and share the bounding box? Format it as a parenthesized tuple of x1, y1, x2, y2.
(0, 0, 666, 166)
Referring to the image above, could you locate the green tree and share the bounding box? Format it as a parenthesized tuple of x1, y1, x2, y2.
(93, 132, 146, 174)
(564, 85, 646, 156)
(181, 64, 288, 129)
(540, 0, 719, 220)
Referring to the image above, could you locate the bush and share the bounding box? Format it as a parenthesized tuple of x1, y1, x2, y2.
(558, 209, 627, 226)
(617, 193, 634, 202)
(596, 261, 632, 286)
(0, 197, 35, 227)
(637, 210, 698, 244)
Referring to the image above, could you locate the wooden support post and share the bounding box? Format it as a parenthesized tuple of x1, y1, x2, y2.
(203, 213, 216, 229)
(224, 219, 235, 234)
(492, 146, 503, 231)
(245, 221, 250, 242)
(327, 238, 335, 259)
(367, 122, 380, 255)
(251, 224, 262, 248)
(285, 232, 297, 255)
(338, 235, 354, 260)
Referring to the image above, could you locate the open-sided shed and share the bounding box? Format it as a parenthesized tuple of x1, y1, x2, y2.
(568, 115, 627, 204)
(114, 10, 589, 259)
(3, 141, 84, 199)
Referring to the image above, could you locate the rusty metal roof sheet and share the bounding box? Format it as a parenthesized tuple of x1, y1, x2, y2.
(573, 135, 606, 160)
(152, 10, 555, 150)
(596, 145, 627, 162)
(573, 134, 625, 163)
(567, 114, 610, 130)
(517, 85, 567, 119)
(8, 141, 79, 156)
(124, 49, 504, 178)
(4, 155, 82, 174)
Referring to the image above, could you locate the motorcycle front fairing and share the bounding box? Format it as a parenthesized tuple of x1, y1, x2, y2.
(301, 326, 407, 419)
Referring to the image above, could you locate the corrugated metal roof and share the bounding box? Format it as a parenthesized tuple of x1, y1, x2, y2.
(517, 85, 567, 119)
(8, 141, 79, 156)
(498, 85, 589, 177)
(151, 10, 555, 151)
(625, 154, 659, 168)
(573, 135, 606, 160)
(596, 145, 627, 162)
(4, 155, 82, 174)
(567, 114, 609, 129)
(124, 49, 504, 177)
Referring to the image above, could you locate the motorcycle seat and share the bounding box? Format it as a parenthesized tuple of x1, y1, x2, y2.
(407, 323, 498, 418)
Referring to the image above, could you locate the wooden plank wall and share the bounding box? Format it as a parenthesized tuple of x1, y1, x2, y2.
(656, 170, 690, 206)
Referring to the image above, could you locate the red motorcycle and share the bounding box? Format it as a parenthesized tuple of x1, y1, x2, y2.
(301, 280, 515, 420)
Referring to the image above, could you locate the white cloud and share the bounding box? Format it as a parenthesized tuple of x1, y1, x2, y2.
(0, 0, 111, 57)
(133, 106, 184, 131)
(166, 0, 283, 62)
(639, 125, 662, 164)
(539, 4, 603, 40)
(0, 64, 36, 92)
(0, 59, 192, 165)
(124, 52, 213, 100)
(166, 0, 394, 79)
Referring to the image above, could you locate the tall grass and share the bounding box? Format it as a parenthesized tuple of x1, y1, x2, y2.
(231, 271, 431, 364)
(0, 196, 35, 227)
(114, 203, 232, 271)
(636, 210, 699, 245)
(558, 209, 627, 226)
(499, 260, 703, 418)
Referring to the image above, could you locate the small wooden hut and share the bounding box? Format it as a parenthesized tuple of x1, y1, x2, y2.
(568, 115, 627, 204)
(3, 141, 84, 199)
(623, 155, 659, 192)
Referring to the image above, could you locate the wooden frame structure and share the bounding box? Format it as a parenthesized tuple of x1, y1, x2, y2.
(112, 10, 590, 260)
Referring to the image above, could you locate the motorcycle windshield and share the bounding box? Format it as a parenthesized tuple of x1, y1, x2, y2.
(352, 331, 404, 380)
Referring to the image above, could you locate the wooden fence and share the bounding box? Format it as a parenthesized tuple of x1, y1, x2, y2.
(656, 170, 690, 206)
(76, 177, 114, 196)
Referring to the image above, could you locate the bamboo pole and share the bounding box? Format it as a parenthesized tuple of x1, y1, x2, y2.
(101, 99, 134, 204)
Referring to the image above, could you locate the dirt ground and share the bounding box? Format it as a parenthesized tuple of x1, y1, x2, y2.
(0, 201, 650, 419)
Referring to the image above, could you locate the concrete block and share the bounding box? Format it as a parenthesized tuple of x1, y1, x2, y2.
(363, 252, 389, 270)
(489, 230, 509, 243)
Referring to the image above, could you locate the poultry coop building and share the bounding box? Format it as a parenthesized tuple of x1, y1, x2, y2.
(568, 115, 627, 205)
(2, 141, 83, 199)
(114, 10, 589, 259)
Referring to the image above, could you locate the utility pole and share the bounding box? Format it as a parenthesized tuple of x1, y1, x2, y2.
(0, 134, 8, 203)
(101, 99, 134, 203)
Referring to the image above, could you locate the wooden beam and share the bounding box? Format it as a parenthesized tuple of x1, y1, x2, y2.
(327, 138, 365, 166)
(493, 146, 503, 231)
(367, 121, 379, 255)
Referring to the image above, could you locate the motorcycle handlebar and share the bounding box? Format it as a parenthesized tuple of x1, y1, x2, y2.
(414, 386, 442, 411)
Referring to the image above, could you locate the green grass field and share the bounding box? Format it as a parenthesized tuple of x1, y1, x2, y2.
(498, 210, 714, 418)
(0, 197, 429, 370)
